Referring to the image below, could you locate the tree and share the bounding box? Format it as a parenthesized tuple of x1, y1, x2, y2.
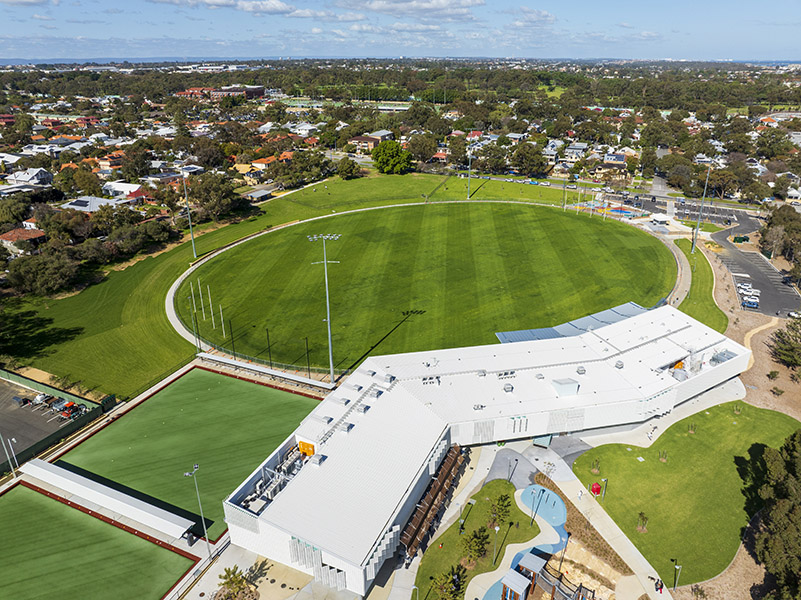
(462, 526, 490, 562)
(490, 493, 512, 527)
(73, 169, 102, 196)
(769, 317, 801, 368)
(121, 147, 151, 182)
(407, 134, 438, 163)
(431, 565, 467, 600)
(758, 128, 793, 160)
(191, 172, 244, 221)
(218, 565, 250, 600)
(7, 252, 79, 295)
(192, 137, 226, 169)
(0, 196, 29, 225)
(754, 430, 801, 599)
(448, 136, 467, 166)
(762, 225, 786, 259)
(707, 169, 738, 199)
(510, 143, 547, 177)
(371, 140, 412, 174)
(337, 157, 361, 180)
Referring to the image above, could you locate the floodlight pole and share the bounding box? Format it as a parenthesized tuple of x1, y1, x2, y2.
(184, 464, 212, 559)
(1, 434, 17, 478)
(467, 151, 472, 200)
(8, 437, 19, 470)
(309, 234, 340, 384)
(601, 478, 608, 502)
(692, 164, 712, 255)
(558, 532, 572, 574)
(266, 327, 273, 368)
(208, 286, 215, 329)
(493, 525, 500, 565)
(183, 174, 197, 259)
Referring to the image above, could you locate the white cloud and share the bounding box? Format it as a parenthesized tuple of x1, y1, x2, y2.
(0, 0, 48, 5)
(389, 22, 440, 32)
(349, 23, 380, 32)
(288, 9, 365, 21)
(617, 22, 634, 29)
(338, 0, 482, 20)
(310, 26, 322, 33)
(511, 7, 555, 28)
(32, 12, 53, 19)
(149, 0, 294, 14)
(634, 30, 661, 40)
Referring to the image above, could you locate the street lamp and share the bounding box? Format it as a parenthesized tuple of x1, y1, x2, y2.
(467, 151, 472, 199)
(670, 558, 682, 590)
(0, 434, 16, 478)
(530, 488, 544, 526)
(557, 532, 572, 574)
(182, 172, 197, 259)
(8, 437, 19, 470)
(601, 478, 608, 503)
(184, 464, 212, 559)
(411, 585, 419, 600)
(507, 457, 518, 482)
(308, 234, 341, 384)
(492, 525, 501, 565)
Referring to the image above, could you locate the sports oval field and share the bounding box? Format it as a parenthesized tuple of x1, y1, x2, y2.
(175, 203, 676, 370)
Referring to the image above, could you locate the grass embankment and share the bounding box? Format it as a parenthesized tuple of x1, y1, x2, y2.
(0, 485, 193, 600)
(573, 402, 800, 585)
(9, 173, 673, 397)
(60, 369, 318, 539)
(675, 238, 728, 333)
(176, 202, 675, 367)
(679, 220, 725, 233)
(414, 480, 540, 599)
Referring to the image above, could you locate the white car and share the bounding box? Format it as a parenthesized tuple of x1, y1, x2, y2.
(749, 289, 761, 296)
(540, 181, 551, 187)
(743, 296, 760, 303)
(789, 311, 800, 319)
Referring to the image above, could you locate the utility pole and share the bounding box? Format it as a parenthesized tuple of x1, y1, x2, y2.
(308, 234, 341, 384)
(467, 151, 472, 200)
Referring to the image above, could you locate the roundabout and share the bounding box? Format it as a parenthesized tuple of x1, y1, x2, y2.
(168, 201, 677, 373)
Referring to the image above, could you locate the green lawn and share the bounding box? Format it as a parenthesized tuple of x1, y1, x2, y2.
(675, 239, 728, 333)
(573, 402, 800, 585)
(0, 485, 193, 600)
(7, 173, 595, 398)
(414, 480, 540, 598)
(679, 220, 725, 233)
(59, 369, 318, 539)
(176, 202, 676, 369)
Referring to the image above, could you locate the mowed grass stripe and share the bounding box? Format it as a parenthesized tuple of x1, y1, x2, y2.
(177, 204, 676, 365)
(60, 369, 319, 539)
(0, 486, 192, 600)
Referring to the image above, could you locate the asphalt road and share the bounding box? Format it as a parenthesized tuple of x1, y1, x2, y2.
(711, 223, 801, 317)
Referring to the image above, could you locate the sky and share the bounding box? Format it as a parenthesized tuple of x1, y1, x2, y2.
(0, 0, 800, 62)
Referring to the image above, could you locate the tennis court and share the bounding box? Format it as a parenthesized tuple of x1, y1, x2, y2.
(0, 485, 193, 600)
(59, 368, 319, 539)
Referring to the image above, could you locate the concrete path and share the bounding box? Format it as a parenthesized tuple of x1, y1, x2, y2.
(743, 317, 779, 370)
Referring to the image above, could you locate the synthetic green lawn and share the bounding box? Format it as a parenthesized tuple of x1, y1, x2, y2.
(8, 173, 597, 399)
(573, 402, 800, 585)
(678, 220, 725, 233)
(414, 479, 540, 598)
(0, 485, 192, 600)
(60, 369, 318, 539)
(176, 202, 676, 368)
(675, 239, 728, 333)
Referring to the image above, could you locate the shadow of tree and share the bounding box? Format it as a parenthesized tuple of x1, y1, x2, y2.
(0, 299, 84, 361)
(735, 442, 768, 537)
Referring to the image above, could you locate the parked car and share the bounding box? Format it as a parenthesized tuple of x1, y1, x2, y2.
(789, 311, 800, 319)
(742, 300, 759, 309)
(566, 184, 577, 190)
(540, 181, 551, 187)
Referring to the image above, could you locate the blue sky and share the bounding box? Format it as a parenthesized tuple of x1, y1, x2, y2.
(1, 0, 799, 61)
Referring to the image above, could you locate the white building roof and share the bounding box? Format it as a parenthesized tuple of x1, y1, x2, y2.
(21, 459, 193, 539)
(230, 305, 748, 573)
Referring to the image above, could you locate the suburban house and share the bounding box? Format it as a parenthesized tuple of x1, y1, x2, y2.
(97, 150, 126, 171)
(589, 153, 629, 180)
(0, 228, 46, 255)
(61, 196, 134, 214)
(102, 181, 143, 198)
(140, 172, 182, 188)
(6, 167, 53, 186)
(210, 85, 265, 101)
(348, 135, 381, 154)
(0, 114, 15, 126)
(367, 129, 393, 142)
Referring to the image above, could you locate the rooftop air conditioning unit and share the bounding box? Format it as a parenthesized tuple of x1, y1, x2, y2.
(309, 454, 326, 466)
(615, 360, 624, 369)
(503, 383, 514, 393)
(356, 404, 370, 414)
(577, 366, 586, 375)
(369, 388, 383, 399)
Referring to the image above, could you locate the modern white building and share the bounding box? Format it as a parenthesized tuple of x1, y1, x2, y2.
(224, 305, 750, 596)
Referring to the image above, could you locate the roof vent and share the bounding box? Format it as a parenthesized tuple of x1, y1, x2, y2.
(309, 454, 326, 466)
(369, 388, 383, 399)
(503, 383, 514, 393)
(349, 383, 363, 392)
(367, 370, 377, 377)
(356, 404, 370, 414)
(615, 360, 624, 369)
(473, 404, 485, 411)
(338, 422, 354, 434)
(477, 370, 487, 377)
(576, 366, 586, 375)
(384, 374, 395, 383)
(536, 373, 545, 380)
(333, 397, 350, 406)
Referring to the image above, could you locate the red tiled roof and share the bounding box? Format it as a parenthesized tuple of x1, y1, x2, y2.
(0, 228, 46, 242)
